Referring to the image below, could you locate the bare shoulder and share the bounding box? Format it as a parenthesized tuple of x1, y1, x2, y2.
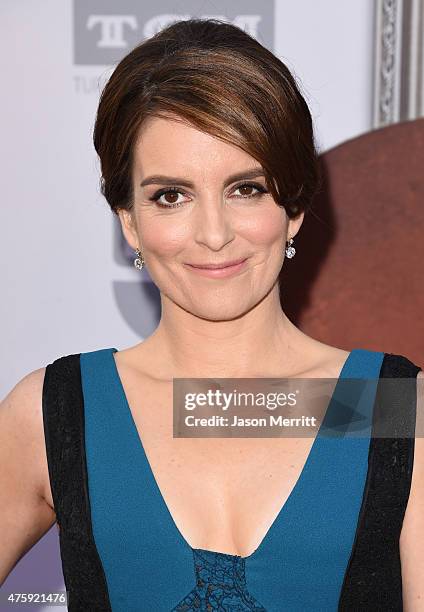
(0, 367, 56, 584)
(399, 369, 424, 609)
(0, 367, 51, 506)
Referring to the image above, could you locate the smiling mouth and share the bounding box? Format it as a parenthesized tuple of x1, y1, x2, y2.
(185, 257, 248, 270)
(183, 258, 249, 278)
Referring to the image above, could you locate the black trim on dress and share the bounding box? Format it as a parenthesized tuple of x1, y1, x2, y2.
(42, 353, 112, 611)
(338, 353, 421, 611)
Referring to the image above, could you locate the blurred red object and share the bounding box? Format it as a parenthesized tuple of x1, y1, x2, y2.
(281, 117, 424, 366)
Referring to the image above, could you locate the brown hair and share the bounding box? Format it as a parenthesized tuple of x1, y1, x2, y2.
(93, 18, 321, 219)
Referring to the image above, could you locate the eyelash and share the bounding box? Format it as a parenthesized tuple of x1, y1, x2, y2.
(148, 182, 269, 208)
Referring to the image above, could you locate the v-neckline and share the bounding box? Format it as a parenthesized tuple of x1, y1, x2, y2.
(109, 347, 355, 561)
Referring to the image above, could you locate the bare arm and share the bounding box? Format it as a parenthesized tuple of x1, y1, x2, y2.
(0, 368, 57, 585)
(400, 369, 424, 610)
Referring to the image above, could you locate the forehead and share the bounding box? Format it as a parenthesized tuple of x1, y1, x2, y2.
(133, 115, 258, 178)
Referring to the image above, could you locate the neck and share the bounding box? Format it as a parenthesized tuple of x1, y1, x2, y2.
(143, 287, 317, 379)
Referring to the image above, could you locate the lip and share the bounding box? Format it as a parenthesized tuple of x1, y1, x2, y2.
(186, 258, 247, 270)
(184, 257, 249, 278)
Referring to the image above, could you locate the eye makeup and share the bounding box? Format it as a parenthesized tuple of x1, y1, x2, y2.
(147, 181, 269, 208)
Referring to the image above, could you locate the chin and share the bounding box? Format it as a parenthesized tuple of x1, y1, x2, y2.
(190, 303, 250, 322)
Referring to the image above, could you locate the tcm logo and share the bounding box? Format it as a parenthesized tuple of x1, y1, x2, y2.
(74, 0, 274, 65)
(86, 15, 138, 48)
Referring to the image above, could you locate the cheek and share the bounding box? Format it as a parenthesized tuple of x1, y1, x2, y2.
(138, 216, 188, 257)
(238, 206, 285, 246)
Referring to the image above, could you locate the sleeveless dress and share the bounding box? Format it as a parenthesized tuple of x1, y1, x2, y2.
(42, 347, 421, 612)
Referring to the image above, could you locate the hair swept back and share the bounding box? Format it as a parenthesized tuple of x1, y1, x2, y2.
(93, 18, 321, 219)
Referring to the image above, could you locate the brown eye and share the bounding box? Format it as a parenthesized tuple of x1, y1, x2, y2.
(232, 182, 268, 199)
(148, 187, 187, 208)
(239, 185, 254, 196)
(162, 192, 179, 204)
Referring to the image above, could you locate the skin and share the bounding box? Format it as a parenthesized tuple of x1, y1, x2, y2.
(0, 115, 422, 608)
(118, 114, 326, 380)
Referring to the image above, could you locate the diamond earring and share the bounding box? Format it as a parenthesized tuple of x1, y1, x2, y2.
(285, 237, 296, 259)
(134, 248, 145, 270)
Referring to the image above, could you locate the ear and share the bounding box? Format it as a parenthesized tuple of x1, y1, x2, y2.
(287, 210, 305, 240)
(116, 208, 140, 251)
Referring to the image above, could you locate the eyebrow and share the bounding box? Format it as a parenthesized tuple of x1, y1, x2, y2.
(139, 167, 266, 189)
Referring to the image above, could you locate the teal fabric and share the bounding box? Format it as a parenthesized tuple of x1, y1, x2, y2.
(80, 347, 384, 611)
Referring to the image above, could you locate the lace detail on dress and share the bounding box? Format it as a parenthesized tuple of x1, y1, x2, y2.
(338, 353, 422, 611)
(42, 353, 112, 611)
(172, 549, 266, 611)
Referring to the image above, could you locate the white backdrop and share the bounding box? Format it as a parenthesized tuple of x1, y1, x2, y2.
(0, 0, 374, 607)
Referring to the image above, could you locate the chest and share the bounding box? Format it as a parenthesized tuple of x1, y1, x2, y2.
(119, 376, 317, 557)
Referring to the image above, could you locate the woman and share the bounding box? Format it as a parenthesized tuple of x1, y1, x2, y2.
(1, 18, 423, 612)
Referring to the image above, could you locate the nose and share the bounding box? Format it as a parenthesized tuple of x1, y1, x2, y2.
(192, 197, 235, 251)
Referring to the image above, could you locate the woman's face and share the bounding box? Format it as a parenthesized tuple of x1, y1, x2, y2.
(118, 115, 303, 321)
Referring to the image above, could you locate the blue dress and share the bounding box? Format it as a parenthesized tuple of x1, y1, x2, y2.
(42, 347, 421, 611)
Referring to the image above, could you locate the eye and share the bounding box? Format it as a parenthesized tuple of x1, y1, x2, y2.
(148, 187, 188, 208)
(231, 182, 268, 199)
(148, 181, 268, 209)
